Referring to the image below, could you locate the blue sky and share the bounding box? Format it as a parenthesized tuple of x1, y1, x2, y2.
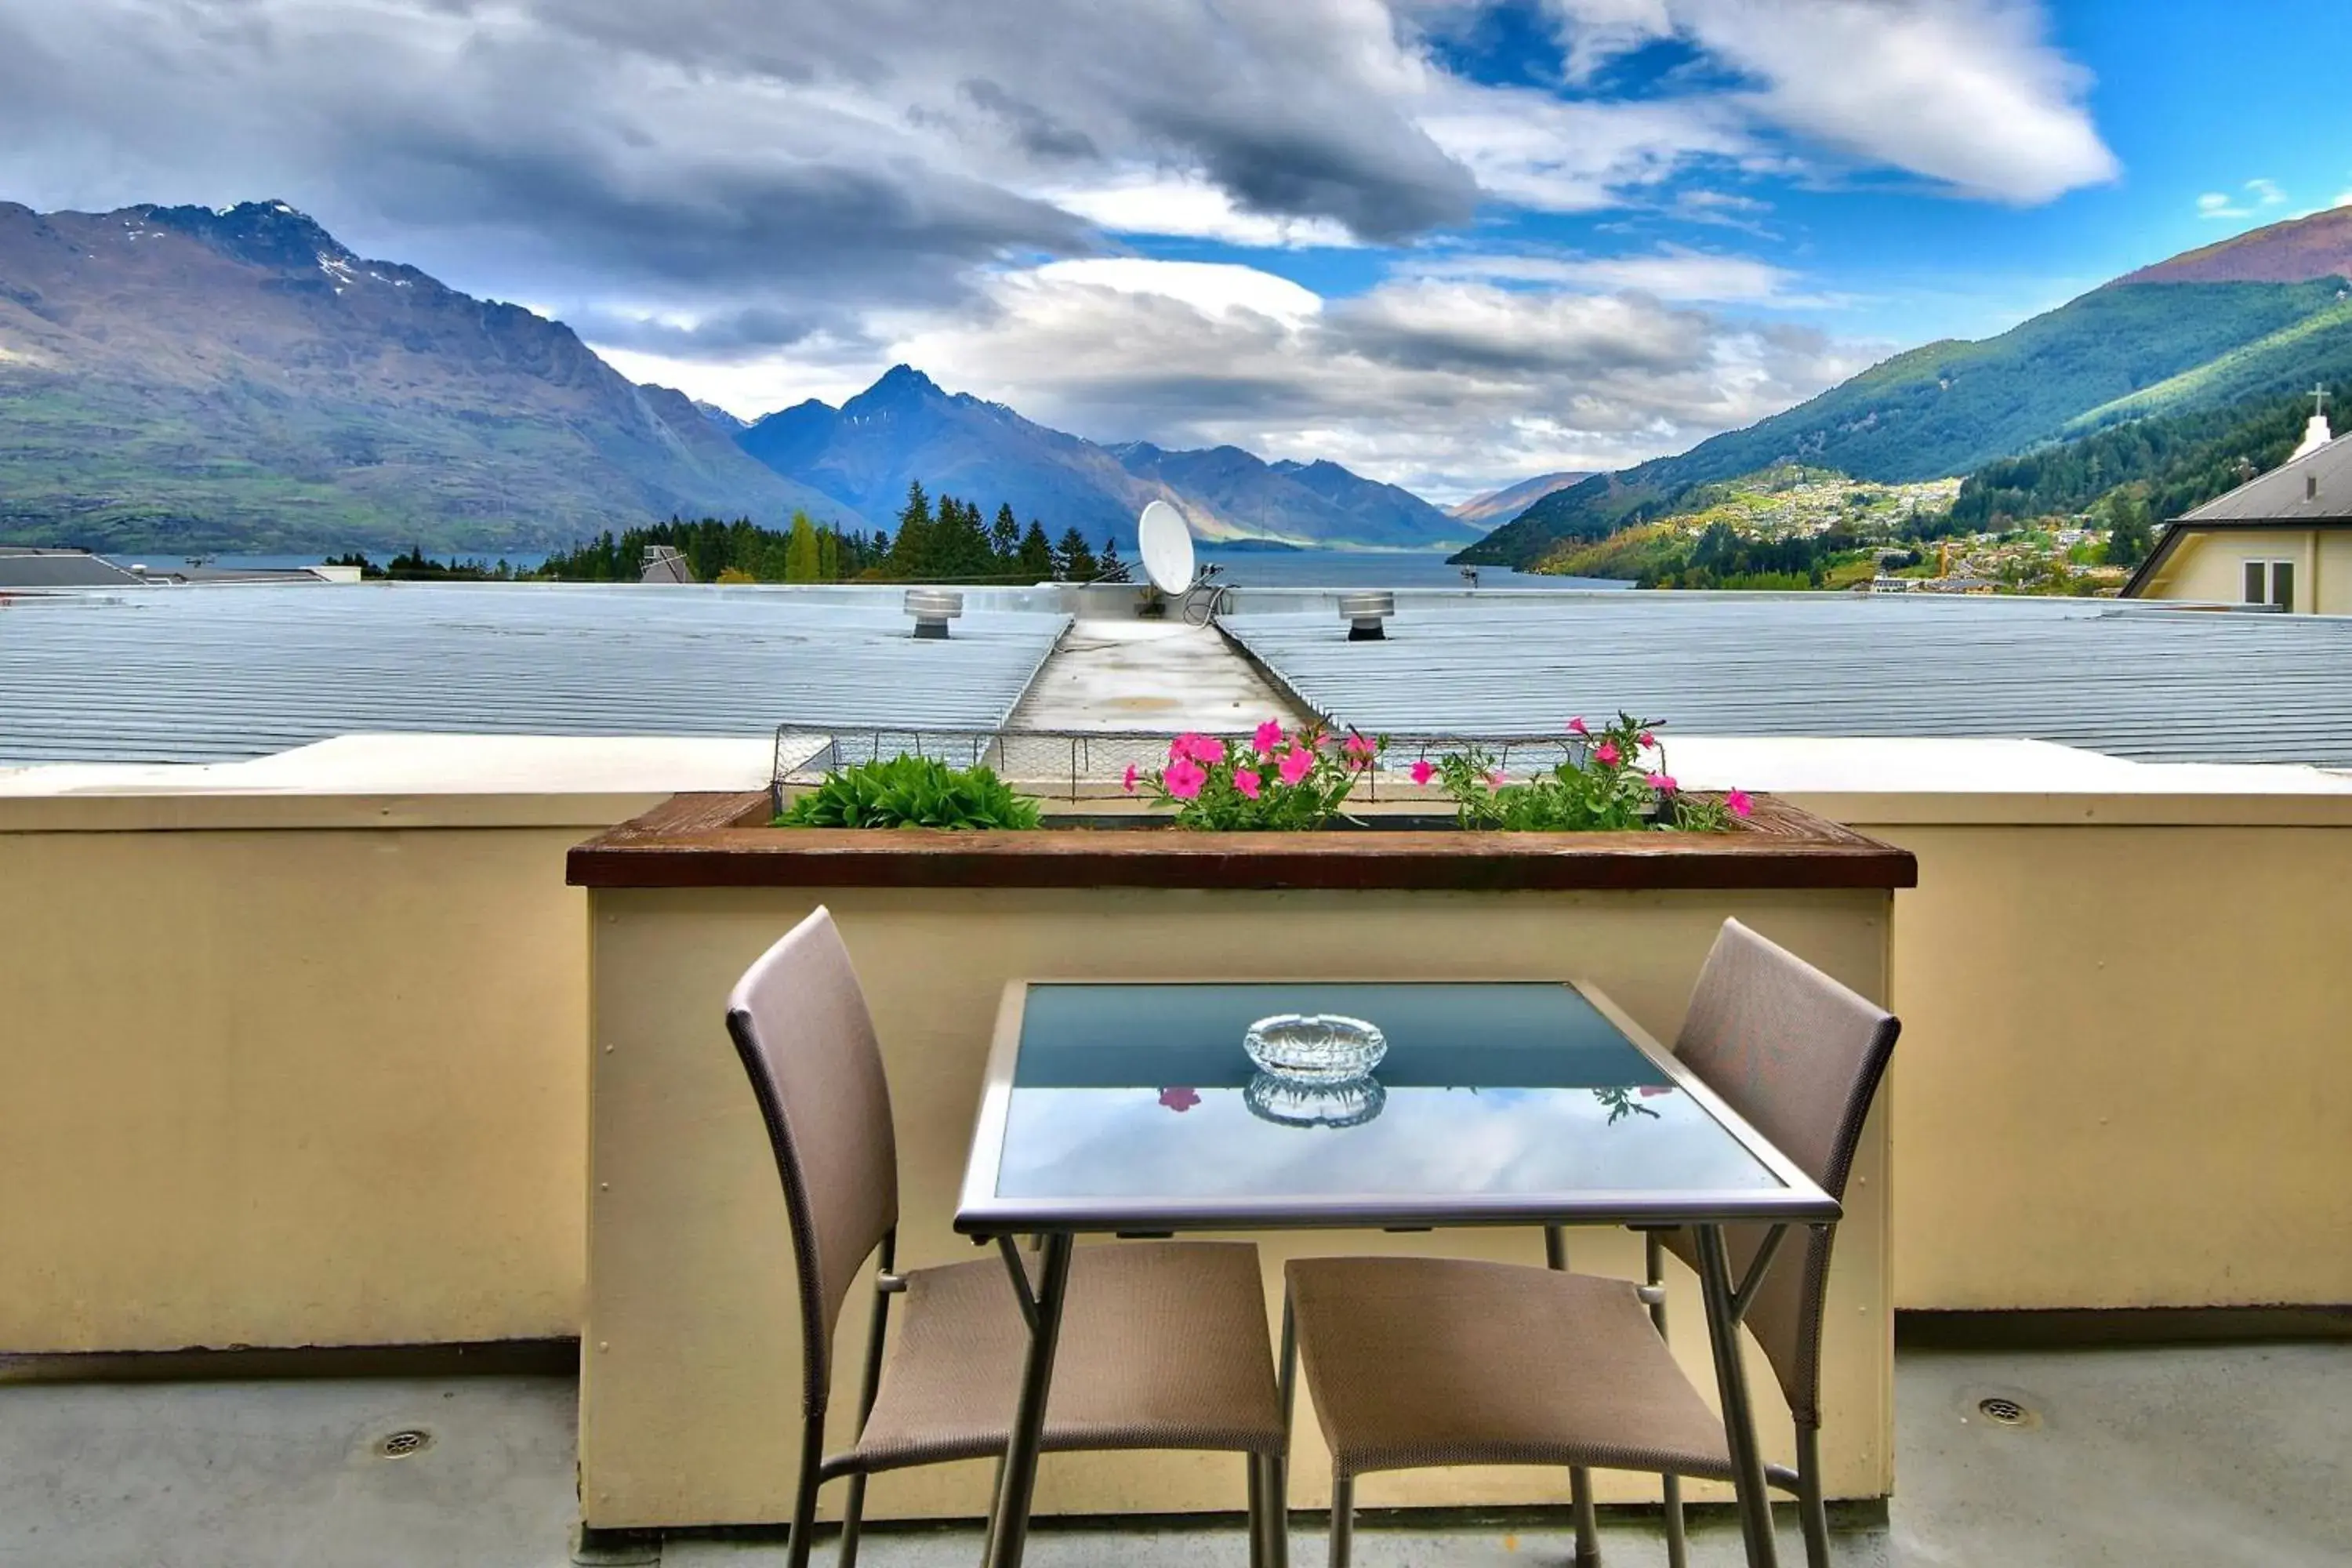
(1, 1, 2347, 499)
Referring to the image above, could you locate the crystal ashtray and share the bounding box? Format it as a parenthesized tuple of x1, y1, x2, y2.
(1243, 1012, 1387, 1084)
(1244, 1072, 1387, 1130)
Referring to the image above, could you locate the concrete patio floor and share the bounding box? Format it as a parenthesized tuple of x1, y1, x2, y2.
(2, 1343, 2345, 1567)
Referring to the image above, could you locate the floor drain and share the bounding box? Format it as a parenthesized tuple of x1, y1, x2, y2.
(376, 1428, 434, 1459)
(1976, 1397, 2030, 1426)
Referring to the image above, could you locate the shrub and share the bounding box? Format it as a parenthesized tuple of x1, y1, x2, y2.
(775, 755, 1041, 830)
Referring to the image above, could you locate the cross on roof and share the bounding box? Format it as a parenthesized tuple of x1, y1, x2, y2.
(2314, 384, 2332, 416)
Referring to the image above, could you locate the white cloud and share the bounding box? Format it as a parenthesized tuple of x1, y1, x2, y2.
(1041, 172, 1359, 248)
(1419, 83, 1752, 212)
(1405, 245, 1802, 303)
(685, 260, 1881, 499)
(1021, 259, 1326, 325)
(1540, 0, 2118, 203)
(2204, 178, 2289, 220)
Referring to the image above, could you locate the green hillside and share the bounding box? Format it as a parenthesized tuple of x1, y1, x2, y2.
(1460, 279, 2352, 568)
(1948, 378, 2350, 532)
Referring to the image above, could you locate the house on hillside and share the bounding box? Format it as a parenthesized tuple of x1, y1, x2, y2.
(2124, 396, 2350, 612)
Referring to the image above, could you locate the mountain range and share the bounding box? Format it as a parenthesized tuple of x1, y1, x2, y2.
(0, 201, 845, 552)
(738, 366, 1470, 550)
(1445, 471, 1592, 527)
(0, 200, 1465, 554)
(1460, 205, 2352, 569)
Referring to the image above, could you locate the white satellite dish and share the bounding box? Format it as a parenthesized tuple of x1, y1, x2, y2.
(1138, 499, 1197, 596)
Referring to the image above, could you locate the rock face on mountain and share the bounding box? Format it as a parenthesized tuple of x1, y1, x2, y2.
(0, 200, 844, 551)
(2122, 206, 2352, 286)
(737, 367, 1468, 550)
(1461, 205, 2352, 568)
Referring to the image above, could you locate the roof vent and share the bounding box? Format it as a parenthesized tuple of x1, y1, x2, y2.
(906, 588, 964, 640)
(1338, 591, 1395, 641)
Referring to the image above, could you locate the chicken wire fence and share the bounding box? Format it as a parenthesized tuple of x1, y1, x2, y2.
(772, 723, 1590, 803)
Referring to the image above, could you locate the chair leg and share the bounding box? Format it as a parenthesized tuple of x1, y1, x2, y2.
(838, 1472, 869, 1568)
(1796, 1424, 1831, 1568)
(786, 1411, 827, 1568)
(1327, 1468, 1354, 1568)
(1248, 1454, 1267, 1568)
(1269, 1452, 1291, 1568)
(1570, 1465, 1602, 1567)
(1642, 1235, 1689, 1568)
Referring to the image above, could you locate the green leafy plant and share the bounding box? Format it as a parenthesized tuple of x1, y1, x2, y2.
(775, 755, 1041, 831)
(1421, 713, 1751, 833)
(1127, 720, 1384, 830)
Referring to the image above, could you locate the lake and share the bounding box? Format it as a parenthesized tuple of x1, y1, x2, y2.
(147, 548, 1631, 591)
(1195, 546, 1628, 591)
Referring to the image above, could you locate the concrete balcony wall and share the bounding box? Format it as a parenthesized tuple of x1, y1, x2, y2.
(3, 733, 2349, 1518)
(0, 736, 766, 1354)
(1679, 738, 2352, 1312)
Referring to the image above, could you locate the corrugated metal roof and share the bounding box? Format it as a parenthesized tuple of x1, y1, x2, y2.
(1224, 593, 2352, 766)
(0, 549, 151, 590)
(0, 583, 1070, 764)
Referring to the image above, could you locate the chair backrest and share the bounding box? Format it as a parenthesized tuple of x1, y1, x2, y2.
(1664, 919, 1900, 1428)
(724, 906, 900, 1417)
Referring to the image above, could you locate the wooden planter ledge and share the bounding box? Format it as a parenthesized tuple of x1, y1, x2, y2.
(568, 791, 1918, 893)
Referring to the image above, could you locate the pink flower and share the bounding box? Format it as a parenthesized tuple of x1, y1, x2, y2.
(1122, 763, 1139, 794)
(1278, 746, 1315, 787)
(1165, 759, 1207, 799)
(1168, 732, 1227, 766)
(1234, 767, 1263, 800)
(1409, 759, 1435, 786)
(1486, 770, 1505, 788)
(1568, 717, 1589, 736)
(1645, 771, 1677, 793)
(1638, 730, 1656, 747)
(1726, 788, 1755, 818)
(1159, 1087, 1200, 1113)
(1342, 733, 1377, 772)
(1595, 740, 1621, 767)
(1254, 719, 1285, 755)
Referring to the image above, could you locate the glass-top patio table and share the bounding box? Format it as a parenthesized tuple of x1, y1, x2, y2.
(956, 980, 1839, 1568)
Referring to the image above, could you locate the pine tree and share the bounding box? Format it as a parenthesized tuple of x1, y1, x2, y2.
(933, 494, 994, 580)
(816, 526, 840, 582)
(1018, 520, 1054, 580)
(990, 503, 1021, 566)
(1097, 535, 1131, 584)
(2099, 489, 2154, 568)
(783, 510, 820, 582)
(887, 481, 932, 579)
(1054, 527, 1099, 583)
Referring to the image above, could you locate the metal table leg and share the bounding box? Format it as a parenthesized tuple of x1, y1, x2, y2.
(981, 1232, 1075, 1568)
(1694, 1225, 1779, 1568)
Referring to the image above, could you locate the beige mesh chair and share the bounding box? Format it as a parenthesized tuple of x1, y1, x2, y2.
(1283, 920, 1900, 1568)
(727, 908, 1290, 1568)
